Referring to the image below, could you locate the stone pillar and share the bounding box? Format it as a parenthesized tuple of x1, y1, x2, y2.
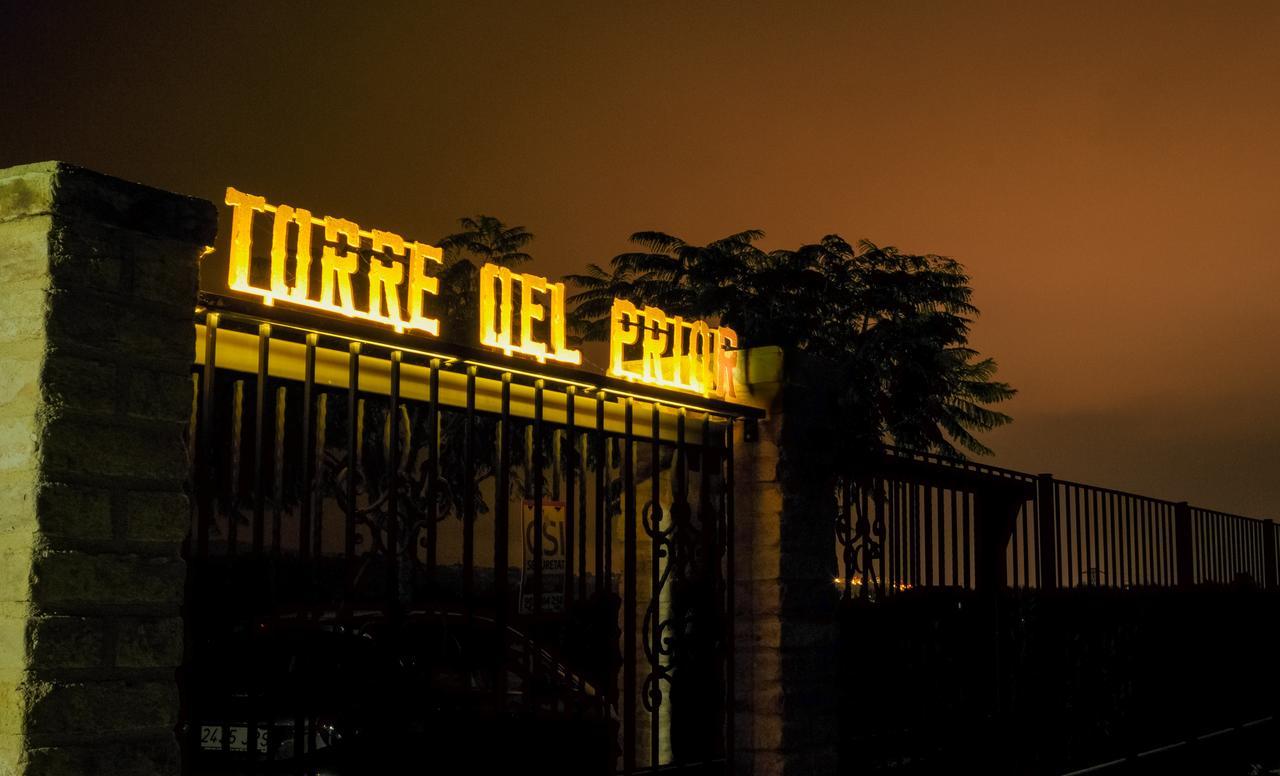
(733, 349, 839, 776)
(0, 162, 214, 775)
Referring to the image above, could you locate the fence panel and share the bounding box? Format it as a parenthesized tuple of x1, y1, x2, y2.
(184, 307, 741, 775)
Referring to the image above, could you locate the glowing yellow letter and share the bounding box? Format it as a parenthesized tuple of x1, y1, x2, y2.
(368, 230, 406, 329)
(319, 217, 360, 315)
(519, 272, 548, 362)
(641, 306, 669, 382)
(225, 187, 267, 293)
(407, 241, 442, 336)
(715, 326, 739, 399)
(548, 281, 581, 365)
(479, 263, 516, 353)
(609, 299, 642, 379)
(269, 204, 312, 302)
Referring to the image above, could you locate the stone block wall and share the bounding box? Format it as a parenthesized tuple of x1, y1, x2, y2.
(0, 162, 213, 775)
(733, 361, 840, 776)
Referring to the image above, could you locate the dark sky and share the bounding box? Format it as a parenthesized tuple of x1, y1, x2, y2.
(3, 1, 1278, 516)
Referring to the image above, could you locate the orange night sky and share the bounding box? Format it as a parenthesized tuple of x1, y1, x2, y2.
(3, 1, 1278, 516)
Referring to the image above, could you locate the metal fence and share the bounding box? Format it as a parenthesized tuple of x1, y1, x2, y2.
(183, 299, 748, 774)
(836, 447, 1279, 598)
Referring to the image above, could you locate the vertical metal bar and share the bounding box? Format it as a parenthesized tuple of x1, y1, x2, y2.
(950, 488, 960, 587)
(252, 324, 270, 557)
(1207, 512, 1216, 583)
(1212, 513, 1220, 583)
(874, 478, 887, 596)
(1152, 504, 1162, 583)
(886, 482, 895, 591)
(1121, 497, 1132, 587)
(1084, 488, 1096, 584)
(271, 385, 285, 560)
(1157, 504, 1167, 585)
(724, 419, 737, 773)
(1215, 514, 1222, 583)
(196, 313, 218, 560)
(1056, 484, 1067, 588)
(924, 484, 934, 587)
(1017, 504, 1027, 588)
(890, 481, 901, 589)
(649, 402, 661, 770)
(565, 386, 576, 610)
(1008, 499, 1018, 588)
(1133, 498, 1142, 587)
(1061, 486, 1071, 588)
(386, 352, 401, 611)
(1107, 492, 1117, 587)
(595, 391, 607, 596)
(1218, 514, 1226, 582)
(245, 327, 266, 768)
(1022, 499, 1032, 588)
(532, 379, 544, 615)
(1255, 521, 1263, 584)
(578, 423, 588, 603)
(1192, 512, 1203, 583)
(1035, 475, 1057, 590)
(1228, 515, 1238, 581)
(343, 342, 360, 610)
(228, 379, 243, 560)
(910, 484, 920, 587)
(1174, 502, 1194, 588)
(463, 366, 476, 607)
(1072, 487, 1083, 587)
(293, 332, 315, 770)
(312, 393, 327, 565)
(494, 373, 511, 711)
(896, 482, 905, 587)
(1209, 512, 1217, 583)
(1224, 514, 1233, 581)
(1250, 520, 1258, 582)
(190, 315, 216, 764)
(1142, 501, 1152, 585)
(1213, 514, 1223, 581)
(962, 488, 972, 589)
(1263, 521, 1278, 590)
(623, 398, 637, 775)
(425, 359, 440, 585)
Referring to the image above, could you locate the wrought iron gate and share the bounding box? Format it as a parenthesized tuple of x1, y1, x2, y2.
(182, 297, 745, 774)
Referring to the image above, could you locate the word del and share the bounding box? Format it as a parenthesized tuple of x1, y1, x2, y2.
(479, 263, 581, 365)
(609, 299, 738, 399)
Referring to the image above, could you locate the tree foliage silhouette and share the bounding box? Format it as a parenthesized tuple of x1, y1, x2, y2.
(436, 215, 535, 345)
(566, 231, 1014, 458)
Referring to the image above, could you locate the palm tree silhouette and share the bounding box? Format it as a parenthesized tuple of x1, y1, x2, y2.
(566, 230, 1014, 458)
(436, 215, 535, 344)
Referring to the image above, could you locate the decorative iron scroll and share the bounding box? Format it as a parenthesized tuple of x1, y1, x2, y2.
(641, 497, 673, 715)
(836, 477, 886, 600)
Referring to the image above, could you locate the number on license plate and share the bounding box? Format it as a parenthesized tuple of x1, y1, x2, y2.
(199, 725, 268, 754)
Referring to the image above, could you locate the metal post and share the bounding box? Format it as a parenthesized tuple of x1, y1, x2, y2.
(1174, 501, 1194, 588)
(1259, 522, 1269, 589)
(1036, 474, 1058, 590)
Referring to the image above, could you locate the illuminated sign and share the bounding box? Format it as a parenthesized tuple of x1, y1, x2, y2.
(478, 263, 581, 365)
(219, 186, 741, 401)
(608, 299, 739, 399)
(224, 187, 443, 336)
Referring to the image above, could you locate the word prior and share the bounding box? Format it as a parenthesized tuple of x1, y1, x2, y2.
(608, 299, 739, 399)
(224, 187, 442, 336)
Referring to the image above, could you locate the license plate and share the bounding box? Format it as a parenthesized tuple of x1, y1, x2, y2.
(199, 725, 269, 754)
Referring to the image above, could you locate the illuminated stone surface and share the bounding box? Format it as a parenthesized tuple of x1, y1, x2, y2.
(0, 161, 212, 776)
